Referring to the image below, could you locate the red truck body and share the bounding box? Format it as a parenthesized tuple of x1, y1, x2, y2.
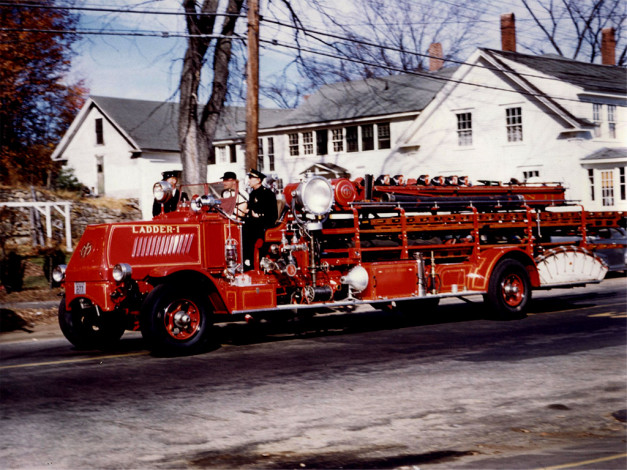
(56, 174, 625, 354)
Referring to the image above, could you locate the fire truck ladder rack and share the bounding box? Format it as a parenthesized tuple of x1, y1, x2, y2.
(317, 199, 624, 267)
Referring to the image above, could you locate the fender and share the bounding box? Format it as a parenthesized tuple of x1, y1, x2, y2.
(147, 266, 230, 315)
(467, 248, 539, 291)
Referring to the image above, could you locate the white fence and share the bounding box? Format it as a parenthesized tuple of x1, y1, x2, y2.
(0, 201, 73, 252)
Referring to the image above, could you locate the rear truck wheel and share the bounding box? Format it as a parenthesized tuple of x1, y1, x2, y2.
(58, 296, 125, 350)
(485, 259, 531, 319)
(140, 284, 213, 355)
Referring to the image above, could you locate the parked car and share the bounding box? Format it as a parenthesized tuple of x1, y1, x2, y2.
(588, 227, 627, 273)
(551, 227, 627, 273)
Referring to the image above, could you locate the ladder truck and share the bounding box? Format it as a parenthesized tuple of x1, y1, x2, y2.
(53, 173, 625, 354)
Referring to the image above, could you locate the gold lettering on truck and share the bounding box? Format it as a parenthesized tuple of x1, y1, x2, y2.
(132, 225, 180, 234)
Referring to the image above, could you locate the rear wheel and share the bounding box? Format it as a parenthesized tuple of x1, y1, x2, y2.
(485, 259, 531, 319)
(140, 284, 213, 355)
(58, 296, 125, 350)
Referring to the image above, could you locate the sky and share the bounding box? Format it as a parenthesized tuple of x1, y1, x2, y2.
(66, 0, 623, 108)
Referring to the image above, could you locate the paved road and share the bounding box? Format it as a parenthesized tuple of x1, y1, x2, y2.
(1, 277, 625, 469)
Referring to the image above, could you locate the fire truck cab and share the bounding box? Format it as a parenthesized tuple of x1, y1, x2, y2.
(54, 173, 625, 354)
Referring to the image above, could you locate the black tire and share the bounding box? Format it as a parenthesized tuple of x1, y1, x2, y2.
(485, 259, 531, 319)
(58, 296, 125, 350)
(140, 284, 213, 355)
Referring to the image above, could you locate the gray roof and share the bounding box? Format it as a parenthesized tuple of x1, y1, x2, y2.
(273, 67, 458, 128)
(482, 49, 627, 95)
(581, 147, 627, 161)
(90, 96, 289, 151)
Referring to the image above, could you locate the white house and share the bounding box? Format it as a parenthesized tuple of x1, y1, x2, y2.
(384, 46, 626, 210)
(51, 97, 288, 219)
(53, 16, 626, 217)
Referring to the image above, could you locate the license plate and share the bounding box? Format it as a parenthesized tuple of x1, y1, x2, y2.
(74, 282, 86, 295)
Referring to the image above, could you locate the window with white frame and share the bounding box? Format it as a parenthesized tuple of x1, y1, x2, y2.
(456, 112, 472, 146)
(523, 170, 539, 181)
(303, 131, 314, 155)
(593, 103, 602, 137)
(257, 138, 264, 171)
(229, 144, 237, 163)
(362, 124, 374, 151)
(377, 123, 391, 149)
(620, 167, 626, 201)
(332, 128, 343, 152)
(217, 146, 228, 164)
(506, 107, 523, 142)
(608, 105, 616, 139)
(601, 170, 614, 206)
(588, 169, 595, 201)
(288, 133, 299, 156)
(268, 137, 275, 171)
(346, 126, 358, 152)
(95, 118, 104, 145)
(316, 130, 328, 155)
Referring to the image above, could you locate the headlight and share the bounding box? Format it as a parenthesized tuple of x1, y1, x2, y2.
(52, 264, 67, 283)
(112, 263, 132, 282)
(153, 181, 173, 203)
(293, 176, 334, 216)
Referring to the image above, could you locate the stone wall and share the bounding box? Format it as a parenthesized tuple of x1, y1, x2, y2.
(0, 188, 142, 252)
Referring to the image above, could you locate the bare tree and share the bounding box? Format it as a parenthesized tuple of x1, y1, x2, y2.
(260, 0, 483, 105)
(179, 0, 245, 184)
(520, 0, 626, 65)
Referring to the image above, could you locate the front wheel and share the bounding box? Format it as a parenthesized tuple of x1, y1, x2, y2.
(58, 296, 125, 350)
(485, 259, 531, 319)
(140, 284, 213, 355)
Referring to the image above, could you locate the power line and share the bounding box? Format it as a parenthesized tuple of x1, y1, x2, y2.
(0, 27, 243, 39)
(0, 2, 246, 17)
(260, 37, 620, 109)
(259, 18, 621, 86)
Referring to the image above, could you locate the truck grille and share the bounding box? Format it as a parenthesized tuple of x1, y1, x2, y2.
(131, 234, 195, 258)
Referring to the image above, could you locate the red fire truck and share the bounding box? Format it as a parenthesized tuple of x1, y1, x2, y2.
(53, 174, 625, 354)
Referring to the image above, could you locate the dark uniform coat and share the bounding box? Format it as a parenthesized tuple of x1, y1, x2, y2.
(243, 186, 278, 268)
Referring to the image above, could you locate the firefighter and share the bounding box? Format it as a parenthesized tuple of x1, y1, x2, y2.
(220, 171, 248, 219)
(152, 170, 185, 216)
(243, 168, 278, 269)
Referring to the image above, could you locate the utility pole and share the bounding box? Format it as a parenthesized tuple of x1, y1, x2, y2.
(245, 0, 259, 172)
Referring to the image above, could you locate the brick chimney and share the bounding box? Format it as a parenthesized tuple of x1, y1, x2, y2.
(428, 42, 444, 72)
(601, 27, 616, 65)
(501, 13, 516, 52)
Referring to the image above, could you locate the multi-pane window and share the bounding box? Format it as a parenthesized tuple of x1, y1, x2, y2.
(593, 103, 602, 137)
(267, 137, 275, 171)
(377, 123, 391, 149)
(506, 107, 523, 142)
(216, 146, 228, 164)
(288, 133, 299, 156)
(316, 130, 328, 155)
(332, 129, 343, 152)
(456, 112, 472, 146)
(601, 170, 614, 206)
(620, 167, 626, 201)
(346, 126, 358, 152)
(303, 131, 314, 155)
(229, 144, 237, 163)
(588, 169, 595, 201)
(95, 118, 104, 145)
(257, 138, 264, 171)
(608, 105, 616, 139)
(361, 124, 374, 151)
(523, 170, 539, 180)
